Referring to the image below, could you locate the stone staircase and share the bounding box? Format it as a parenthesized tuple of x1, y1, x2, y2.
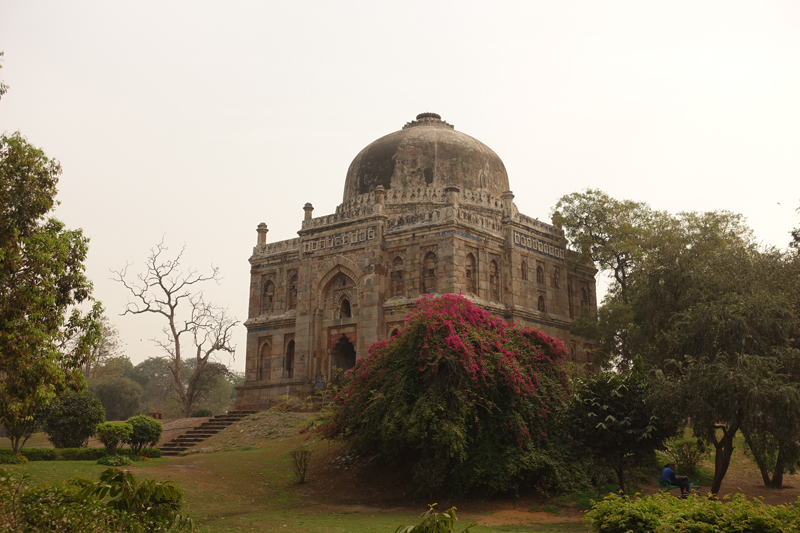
(159, 410, 257, 457)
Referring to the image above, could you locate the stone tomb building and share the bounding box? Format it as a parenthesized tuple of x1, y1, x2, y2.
(235, 113, 596, 409)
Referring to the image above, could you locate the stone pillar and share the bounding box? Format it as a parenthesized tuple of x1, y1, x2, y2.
(501, 191, 515, 221)
(256, 223, 268, 245)
(304, 203, 314, 221)
(375, 185, 385, 214)
(445, 186, 460, 207)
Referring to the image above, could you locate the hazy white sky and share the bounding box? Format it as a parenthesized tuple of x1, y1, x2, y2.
(2, 1, 799, 371)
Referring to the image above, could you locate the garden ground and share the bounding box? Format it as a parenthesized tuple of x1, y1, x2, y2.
(5, 412, 800, 532)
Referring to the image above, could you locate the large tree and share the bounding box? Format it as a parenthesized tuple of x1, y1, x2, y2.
(0, 132, 102, 440)
(113, 241, 238, 417)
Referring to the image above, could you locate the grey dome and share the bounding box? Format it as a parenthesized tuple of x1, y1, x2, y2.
(343, 113, 509, 202)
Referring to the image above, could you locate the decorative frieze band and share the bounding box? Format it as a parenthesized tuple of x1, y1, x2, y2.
(302, 226, 377, 254)
(513, 231, 565, 259)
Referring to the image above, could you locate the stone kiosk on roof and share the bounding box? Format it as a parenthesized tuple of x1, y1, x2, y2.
(235, 113, 597, 409)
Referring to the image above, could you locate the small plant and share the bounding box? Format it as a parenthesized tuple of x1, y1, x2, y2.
(125, 414, 163, 455)
(395, 504, 474, 533)
(290, 448, 312, 483)
(662, 435, 708, 475)
(191, 407, 213, 417)
(97, 454, 134, 466)
(95, 421, 133, 455)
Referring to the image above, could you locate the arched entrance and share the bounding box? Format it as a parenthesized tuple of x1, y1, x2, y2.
(329, 334, 356, 383)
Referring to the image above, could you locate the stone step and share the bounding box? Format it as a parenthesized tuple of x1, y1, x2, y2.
(158, 409, 257, 456)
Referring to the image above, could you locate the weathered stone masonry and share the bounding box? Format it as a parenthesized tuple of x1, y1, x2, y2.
(235, 113, 597, 409)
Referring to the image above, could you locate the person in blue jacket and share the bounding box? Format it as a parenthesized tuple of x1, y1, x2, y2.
(662, 462, 692, 497)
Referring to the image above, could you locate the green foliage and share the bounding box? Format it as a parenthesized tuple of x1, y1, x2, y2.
(81, 468, 190, 524)
(126, 414, 163, 455)
(42, 389, 106, 448)
(0, 132, 103, 454)
(90, 376, 143, 420)
(0, 467, 194, 532)
(97, 454, 134, 466)
(0, 452, 27, 464)
(585, 492, 800, 533)
(395, 504, 473, 533)
(95, 422, 133, 455)
(190, 408, 213, 417)
(660, 435, 708, 475)
(0, 446, 161, 461)
(323, 294, 574, 495)
(565, 360, 678, 492)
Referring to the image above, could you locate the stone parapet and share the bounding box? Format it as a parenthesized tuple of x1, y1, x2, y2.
(251, 238, 300, 259)
(512, 213, 564, 240)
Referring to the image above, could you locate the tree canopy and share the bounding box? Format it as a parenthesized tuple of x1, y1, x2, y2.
(0, 132, 102, 432)
(554, 188, 800, 494)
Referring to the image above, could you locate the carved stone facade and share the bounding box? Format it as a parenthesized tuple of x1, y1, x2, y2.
(235, 113, 597, 409)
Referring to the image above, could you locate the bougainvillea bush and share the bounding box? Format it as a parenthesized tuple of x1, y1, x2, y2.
(323, 294, 577, 495)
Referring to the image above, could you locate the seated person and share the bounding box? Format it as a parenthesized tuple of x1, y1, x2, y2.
(662, 462, 692, 496)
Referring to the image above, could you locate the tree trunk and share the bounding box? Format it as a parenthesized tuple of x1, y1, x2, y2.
(771, 449, 785, 489)
(741, 428, 773, 487)
(710, 430, 736, 496)
(615, 467, 625, 493)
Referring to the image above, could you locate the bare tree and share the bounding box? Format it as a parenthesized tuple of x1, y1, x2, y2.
(112, 240, 238, 418)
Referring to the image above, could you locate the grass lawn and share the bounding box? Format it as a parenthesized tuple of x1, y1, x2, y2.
(0, 414, 654, 532)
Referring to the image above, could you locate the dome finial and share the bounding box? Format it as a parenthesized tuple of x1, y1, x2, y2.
(416, 112, 441, 120)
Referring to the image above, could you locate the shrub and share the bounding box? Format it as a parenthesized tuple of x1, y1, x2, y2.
(96, 422, 134, 455)
(41, 389, 106, 448)
(290, 449, 312, 483)
(126, 414, 163, 455)
(97, 454, 134, 466)
(190, 408, 213, 417)
(323, 294, 572, 495)
(585, 492, 800, 533)
(661, 436, 708, 475)
(0, 452, 27, 464)
(0, 467, 195, 532)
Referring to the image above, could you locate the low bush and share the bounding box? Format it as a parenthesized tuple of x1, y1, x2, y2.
(1, 467, 194, 532)
(0, 446, 161, 461)
(190, 408, 213, 417)
(97, 454, 134, 466)
(0, 453, 27, 464)
(96, 422, 133, 455)
(585, 492, 800, 533)
(126, 415, 163, 455)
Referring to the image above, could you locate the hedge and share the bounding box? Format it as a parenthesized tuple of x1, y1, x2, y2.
(586, 492, 800, 532)
(0, 447, 161, 461)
